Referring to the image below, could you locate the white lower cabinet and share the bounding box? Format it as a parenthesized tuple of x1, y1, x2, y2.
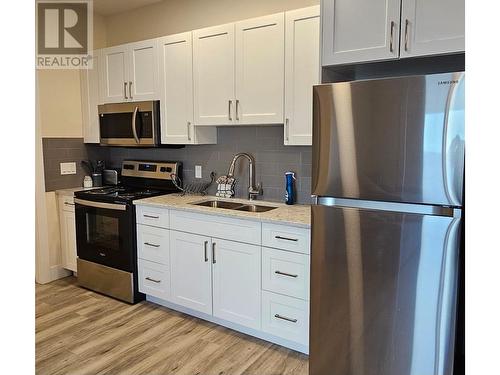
(58, 195, 77, 272)
(212, 239, 261, 330)
(170, 230, 213, 315)
(138, 258, 170, 300)
(135, 205, 310, 352)
(261, 290, 309, 345)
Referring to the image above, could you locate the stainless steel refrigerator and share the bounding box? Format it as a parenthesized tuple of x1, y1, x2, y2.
(310, 72, 464, 375)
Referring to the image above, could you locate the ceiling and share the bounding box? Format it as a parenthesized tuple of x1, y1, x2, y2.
(93, 0, 163, 16)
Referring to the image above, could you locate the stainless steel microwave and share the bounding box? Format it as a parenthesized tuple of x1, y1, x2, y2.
(98, 101, 160, 147)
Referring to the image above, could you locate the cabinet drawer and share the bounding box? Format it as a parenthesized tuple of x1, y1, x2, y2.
(261, 290, 309, 345)
(137, 225, 169, 265)
(262, 223, 310, 254)
(59, 195, 75, 212)
(138, 259, 170, 300)
(136, 205, 169, 228)
(170, 210, 261, 245)
(262, 247, 309, 300)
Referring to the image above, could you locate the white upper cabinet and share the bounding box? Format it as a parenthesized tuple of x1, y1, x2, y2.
(400, 0, 465, 58)
(193, 24, 235, 126)
(212, 239, 261, 330)
(158, 32, 217, 144)
(322, 0, 401, 66)
(100, 45, 129, 103)
(284, 6, 320, 146)
(169, 230, 213, 315)
(100, 39, 159, 103)
(235, 13, 285, 125)
(81, 50, 101, 143)
(127, 39, 159, 101)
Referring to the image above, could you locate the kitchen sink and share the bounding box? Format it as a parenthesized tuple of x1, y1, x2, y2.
(235, 204, 277, 213)
(193, 200, 244, 209)
(192, 200, 278, 213)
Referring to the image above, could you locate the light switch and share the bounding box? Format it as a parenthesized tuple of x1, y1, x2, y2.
(195, 165, 202, 179)
(60, 162, 77, 175)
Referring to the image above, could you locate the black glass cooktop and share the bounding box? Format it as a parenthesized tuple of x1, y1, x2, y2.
(74, 185, 170, 204)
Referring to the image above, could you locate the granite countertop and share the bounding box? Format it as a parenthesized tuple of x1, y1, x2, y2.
(133, 194, 311, 228)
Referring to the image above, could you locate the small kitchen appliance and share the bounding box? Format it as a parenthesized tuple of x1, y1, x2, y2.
(74, 160, 182, 303)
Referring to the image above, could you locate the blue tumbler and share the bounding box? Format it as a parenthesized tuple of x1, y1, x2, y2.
(284, 171, 296, 205)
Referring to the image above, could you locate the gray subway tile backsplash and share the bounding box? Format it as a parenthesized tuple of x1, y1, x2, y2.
(42, 126, 312, 203)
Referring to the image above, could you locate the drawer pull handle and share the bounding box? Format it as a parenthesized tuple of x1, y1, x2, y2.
(275, 270, 298, 278)
(144, 242, 160, 248)
(143, 214, 160, 219)
(274, 314, 297, 323)
(145, 277, 161, 283)
(275, 235, 298, 242)
(64, 202, 75, 206)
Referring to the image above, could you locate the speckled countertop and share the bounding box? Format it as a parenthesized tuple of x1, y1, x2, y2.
(134, 194, 311, 228)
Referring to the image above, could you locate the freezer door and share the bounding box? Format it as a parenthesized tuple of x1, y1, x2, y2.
(310, 204, 461, 375)
(312, 72, 464, 207)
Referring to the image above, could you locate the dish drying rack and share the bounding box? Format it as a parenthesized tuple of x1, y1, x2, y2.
(171, 172, 216, 196)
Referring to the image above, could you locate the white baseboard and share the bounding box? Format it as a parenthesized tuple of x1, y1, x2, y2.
(147, 295, 309, 355)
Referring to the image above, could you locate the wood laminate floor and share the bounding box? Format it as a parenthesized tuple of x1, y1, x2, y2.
(36, 277, 309, 375)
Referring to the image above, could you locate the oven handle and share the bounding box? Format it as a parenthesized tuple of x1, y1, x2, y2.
(132, 106, 140, 144)
(74, 198, 127, 211)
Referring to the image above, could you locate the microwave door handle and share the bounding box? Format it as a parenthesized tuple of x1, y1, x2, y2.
(132, 106, 140, 144)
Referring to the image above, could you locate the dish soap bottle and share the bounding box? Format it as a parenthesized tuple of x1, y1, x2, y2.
(284, 171, 296, 205)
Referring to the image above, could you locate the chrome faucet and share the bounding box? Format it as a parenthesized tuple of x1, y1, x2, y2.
(227, 153, 262, 200)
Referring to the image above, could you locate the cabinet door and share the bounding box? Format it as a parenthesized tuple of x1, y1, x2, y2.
(100, 45, 128, 103)
(127, 39, 159, 101)
(212, 239, 261, 330)
(284, 6, 320, 146)
(81, 50, 101, 143)
(158, 32, 195, 144)
(235, 13, 284, 125)
(60, 209, 77, 272)
(322, 0, 401, 66)
(400, 0, 464, 58)
(170, 231, 212, 314)
(193, 24, 235, 126)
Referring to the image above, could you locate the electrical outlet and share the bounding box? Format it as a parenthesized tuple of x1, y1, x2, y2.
(60, 162, 77, 175)
(195, 165, 202, 179)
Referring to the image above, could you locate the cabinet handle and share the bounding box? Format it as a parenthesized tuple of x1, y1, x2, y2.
(144, 242, 160, 248)
(64, 202, 75, 206)
(275, 235, 298, 242)
(212, 242, 216, 264)
(124, 82, 128, 99)
(235, 99, 240, 121)
(129, 81, 133, 99)
(228, 100, 232, 121)
(285, 118, 289, 141)
(143, 214, 159, 219)
(275, 270, 298, 278)
(404, 19, 409, 52)
(187, 121, 191, 141)
(145, 277, 161, 283)
(204, 241, 209, 262)
(274, 314, 297, 323)
(389, 21, 395, 53)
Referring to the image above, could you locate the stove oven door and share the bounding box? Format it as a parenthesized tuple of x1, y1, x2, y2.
(75, 199, 135, 272)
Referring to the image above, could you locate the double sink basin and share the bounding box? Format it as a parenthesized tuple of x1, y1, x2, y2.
(192, 200, 277, 213)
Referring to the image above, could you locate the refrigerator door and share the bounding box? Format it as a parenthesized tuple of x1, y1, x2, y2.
(312, 72, 464, 207)
(309, 204, 461, 375)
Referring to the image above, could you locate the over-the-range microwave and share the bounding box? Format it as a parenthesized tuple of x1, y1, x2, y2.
(98, 100, 162, 147)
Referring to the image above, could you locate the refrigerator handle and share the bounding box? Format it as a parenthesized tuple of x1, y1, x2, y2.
(441, 75, 461, 205)
(435, 216, 461, 374)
